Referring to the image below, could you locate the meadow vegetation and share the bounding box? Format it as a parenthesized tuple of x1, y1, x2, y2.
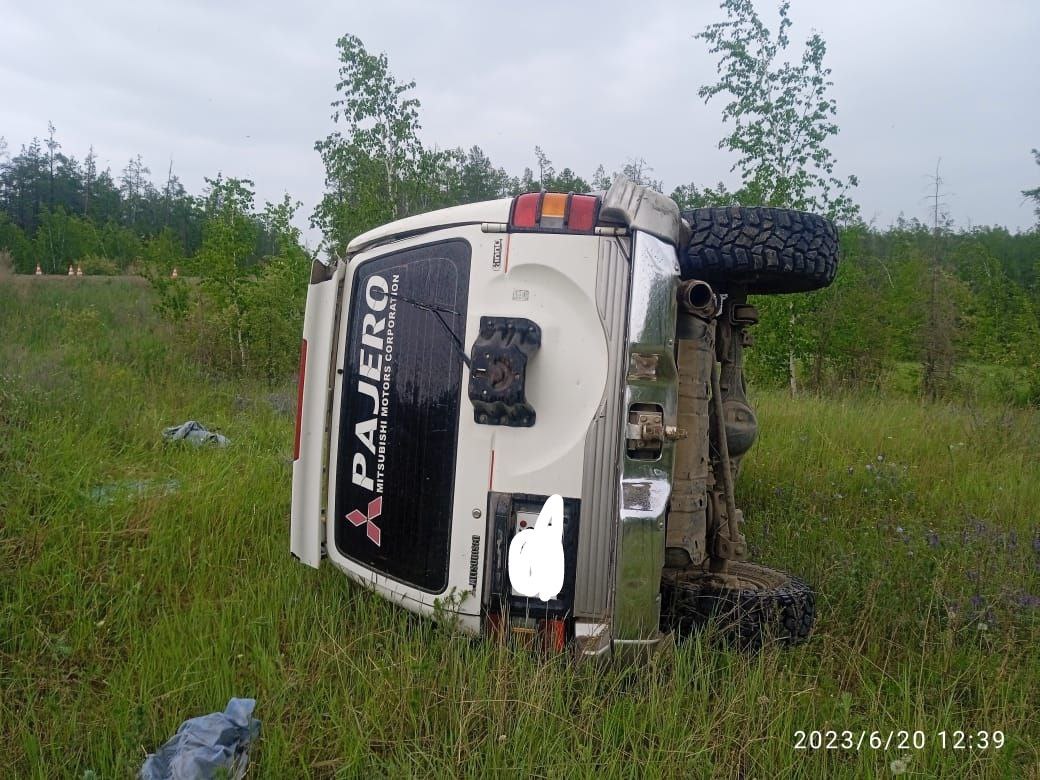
(2, 2, 1039, 776)
(1, 278, 1037, 777)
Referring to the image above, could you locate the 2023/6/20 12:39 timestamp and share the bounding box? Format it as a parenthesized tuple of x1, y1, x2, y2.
(794, 730, 1005, 750)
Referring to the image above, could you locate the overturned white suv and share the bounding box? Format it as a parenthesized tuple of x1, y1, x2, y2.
(291, 178, 838, 655)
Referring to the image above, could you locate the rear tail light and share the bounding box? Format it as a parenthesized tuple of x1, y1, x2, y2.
(566, 194, 598, 231)
(509, 192, 600, 234)
(541, 618, 567, 653)
(540, 192, 567, 221)
(484, 611, 506, 641)
(512, 193, 541, 228)
(293, 338, 307, 460)
(484, 613, 568, 652)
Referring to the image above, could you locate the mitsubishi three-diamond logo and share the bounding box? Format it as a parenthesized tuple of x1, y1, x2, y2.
(346, 497, 382, 546)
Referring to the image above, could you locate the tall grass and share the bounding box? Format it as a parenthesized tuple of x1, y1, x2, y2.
(1, 277, 1037, 777)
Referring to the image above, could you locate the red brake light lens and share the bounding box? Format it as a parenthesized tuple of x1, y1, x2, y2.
(567, 195, 598, 231)
(293, 338, 307, 461)
(512, 193, 540, 228)
(541, 618, 567, 652)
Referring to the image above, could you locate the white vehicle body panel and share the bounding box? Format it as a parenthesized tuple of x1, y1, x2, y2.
(324, 226, 608, 632)
(290, 261, 346, 568)
(346, 199, 512, 255)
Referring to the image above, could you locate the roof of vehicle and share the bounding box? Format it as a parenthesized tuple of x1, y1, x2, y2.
(345, 198, 513, 257)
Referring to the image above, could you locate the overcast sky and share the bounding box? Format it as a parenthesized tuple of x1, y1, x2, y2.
(3, 0, 1038, 250)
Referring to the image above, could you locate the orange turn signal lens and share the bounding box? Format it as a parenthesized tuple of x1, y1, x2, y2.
(541, 192, 568, 220)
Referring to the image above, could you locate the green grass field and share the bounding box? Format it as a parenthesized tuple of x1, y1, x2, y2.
(2, 277, 1038, 778)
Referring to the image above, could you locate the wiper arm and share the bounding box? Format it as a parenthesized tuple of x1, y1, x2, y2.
(392, 293, 471, 370)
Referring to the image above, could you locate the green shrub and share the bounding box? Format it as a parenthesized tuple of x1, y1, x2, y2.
(79, 255, 120, 276)
(238, 253, 309, 378)
(0, 215, 34, 273)
(147, 273, 191, 321)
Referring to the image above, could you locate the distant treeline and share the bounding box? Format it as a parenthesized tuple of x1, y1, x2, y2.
(0, 117, 677, 275)
(742, 221, 1040, 404)
(0, 125, 299, 275)
(2, 122, 1039, 402)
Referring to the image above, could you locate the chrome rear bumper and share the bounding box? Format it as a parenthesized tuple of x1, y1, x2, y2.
(611, 231, 680, 648)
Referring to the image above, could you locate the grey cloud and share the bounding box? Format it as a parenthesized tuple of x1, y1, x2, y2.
(3, 0, 1037, 251)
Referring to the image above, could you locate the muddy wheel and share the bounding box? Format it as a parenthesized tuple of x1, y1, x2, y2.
(661, 561, 815, 651)
(680, 206, 838, 294)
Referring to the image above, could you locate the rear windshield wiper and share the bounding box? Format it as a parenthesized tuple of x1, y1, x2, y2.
(392, 293, 472, 370)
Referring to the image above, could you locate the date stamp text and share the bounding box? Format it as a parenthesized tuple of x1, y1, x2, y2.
(794, 730, 1004, 751)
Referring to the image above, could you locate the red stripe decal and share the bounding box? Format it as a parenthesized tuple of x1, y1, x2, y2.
(293, 339, 308, 461)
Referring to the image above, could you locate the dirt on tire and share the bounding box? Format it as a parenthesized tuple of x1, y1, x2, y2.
(661, 561, 815, 651)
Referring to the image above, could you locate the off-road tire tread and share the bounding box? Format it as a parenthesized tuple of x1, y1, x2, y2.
(661, 562, 815, 651)
(681, 206, 838, 294)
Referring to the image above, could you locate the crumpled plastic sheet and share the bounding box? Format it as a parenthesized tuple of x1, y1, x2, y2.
(139, 698, 260, 780)
(162, 420, 230, 447)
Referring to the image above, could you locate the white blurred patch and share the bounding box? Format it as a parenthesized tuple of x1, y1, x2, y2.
(507, 494, 564, 602)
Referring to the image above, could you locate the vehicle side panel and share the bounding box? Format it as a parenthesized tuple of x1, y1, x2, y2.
(575, 236, 630, 619)
(290, 261, 346, 568)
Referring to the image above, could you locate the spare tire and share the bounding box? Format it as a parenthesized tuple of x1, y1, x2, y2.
(661, 561, 815, 651)
(680, 207, 838, 294)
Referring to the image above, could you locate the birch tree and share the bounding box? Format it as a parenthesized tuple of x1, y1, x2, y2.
(697, 0, 860, 393)
(314, 34, 424, 255)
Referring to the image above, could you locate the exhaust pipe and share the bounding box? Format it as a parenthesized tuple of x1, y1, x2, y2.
(677, 280, 718, 319)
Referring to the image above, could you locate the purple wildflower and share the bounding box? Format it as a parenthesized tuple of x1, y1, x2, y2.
(1015, 592, 1040, 609)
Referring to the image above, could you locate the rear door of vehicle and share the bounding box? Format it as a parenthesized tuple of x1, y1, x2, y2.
(324, 217, 613, 620)
(329, 237, 471, 596)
